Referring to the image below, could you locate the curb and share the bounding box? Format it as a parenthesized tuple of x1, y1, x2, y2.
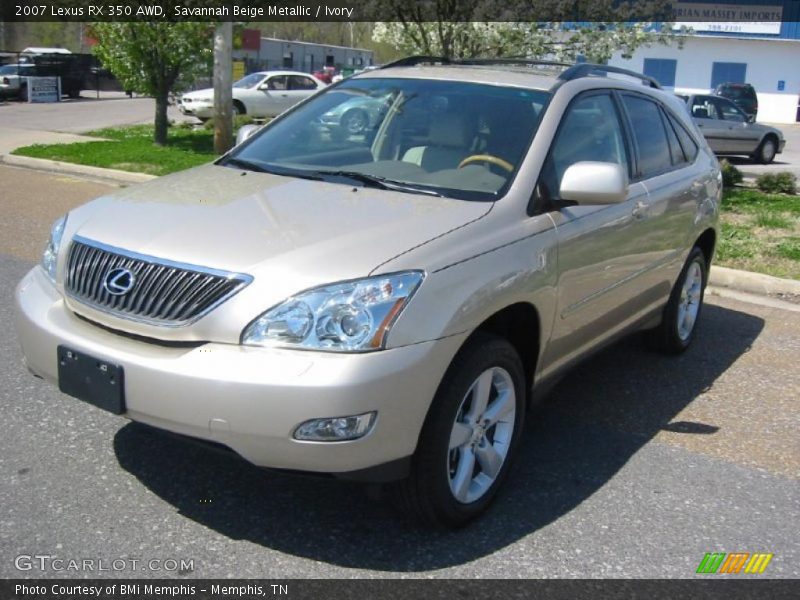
(709, 265, 800, 297)
(0, 153, 156, 185)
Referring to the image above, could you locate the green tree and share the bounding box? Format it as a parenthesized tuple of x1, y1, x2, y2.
(90, 23, 212, 146)
(372, 0, 687, 63)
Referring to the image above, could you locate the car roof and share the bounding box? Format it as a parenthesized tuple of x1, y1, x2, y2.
(252, 70, 318, 77)
(357, 63, 671, 97)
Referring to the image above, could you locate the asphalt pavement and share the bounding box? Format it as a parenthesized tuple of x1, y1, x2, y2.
(0, 165, 797, 578)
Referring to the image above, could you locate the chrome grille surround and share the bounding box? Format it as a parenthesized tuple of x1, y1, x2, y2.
(64, 236, 253, 327)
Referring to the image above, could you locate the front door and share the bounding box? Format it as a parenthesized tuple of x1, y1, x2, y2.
(539, 91, 652, 375)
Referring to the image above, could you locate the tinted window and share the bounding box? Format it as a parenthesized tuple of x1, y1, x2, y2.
(661, 110, 686, 165)
(541, 93, 629, 197)
(621, 95, 672, 178)
(667, 113, 699, 163)
(289, 75, 317, 91)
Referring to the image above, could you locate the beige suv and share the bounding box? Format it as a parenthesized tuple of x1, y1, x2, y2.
(14, 59, 720, 527)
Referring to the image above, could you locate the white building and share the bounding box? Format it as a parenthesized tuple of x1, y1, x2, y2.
(609, 4, 800, 124)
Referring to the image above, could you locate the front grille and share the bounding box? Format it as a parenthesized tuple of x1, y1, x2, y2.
(64, 237, 252, 326)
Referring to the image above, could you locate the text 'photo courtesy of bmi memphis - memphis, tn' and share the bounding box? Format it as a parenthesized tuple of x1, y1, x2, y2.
(15, 52, 722, 527)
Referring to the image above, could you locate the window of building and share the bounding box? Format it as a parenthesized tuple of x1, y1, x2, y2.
(711, 62, 747, 88)
(643, 59, 677, 88)
(621, 94, 672, 179)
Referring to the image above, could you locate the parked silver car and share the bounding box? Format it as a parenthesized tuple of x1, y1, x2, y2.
(680, 93, 785, 163)
(15, 59, 720, 527)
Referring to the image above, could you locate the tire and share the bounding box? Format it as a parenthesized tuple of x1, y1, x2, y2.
(647, 247, 708, 354)
(755, 136, 777, 165)
(340, 108, 368, 135)
(232, 100, 246, 116)
(392, 333, 526, 528)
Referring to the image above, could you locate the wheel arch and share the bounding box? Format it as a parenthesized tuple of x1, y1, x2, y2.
(465, 302, 541, 404)
(695, 228, 717, 265)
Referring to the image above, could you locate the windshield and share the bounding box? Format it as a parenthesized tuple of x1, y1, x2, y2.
(719, 86, 753, 100)
(226, 77, 551, 201)
(233, 73, 266, 89)
(0, 65, 28, 75)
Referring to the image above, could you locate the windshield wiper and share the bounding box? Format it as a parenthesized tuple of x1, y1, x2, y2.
(223, 158, 325, 181)
(222, 157, 272, 174)
(313, 170, 442, 196)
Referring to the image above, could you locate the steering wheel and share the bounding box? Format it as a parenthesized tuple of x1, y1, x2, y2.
(458, 154, 514, 173)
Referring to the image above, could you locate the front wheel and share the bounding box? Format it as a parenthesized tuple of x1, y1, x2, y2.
(755, 136, 777, 164)
(392, 334, 526, 528)
(648, 247, 708, 354)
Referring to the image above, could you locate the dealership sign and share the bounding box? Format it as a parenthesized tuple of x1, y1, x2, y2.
(673, 3, 783, 35)
(26, 77, 61, 103)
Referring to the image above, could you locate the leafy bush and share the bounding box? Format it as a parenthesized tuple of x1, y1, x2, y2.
(720, 159, 743, 188)
(202, 115, 257, 131)
(755, 172, 797, 195)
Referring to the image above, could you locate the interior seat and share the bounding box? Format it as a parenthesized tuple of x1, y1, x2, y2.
(402, 113, 471, 172)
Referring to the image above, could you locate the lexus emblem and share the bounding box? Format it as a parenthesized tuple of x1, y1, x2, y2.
(103, 267, 136, 296)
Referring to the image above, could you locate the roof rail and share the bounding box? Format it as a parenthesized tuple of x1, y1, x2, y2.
(379, 55, 450, 69)
(380, 56, 572, 70)
(559, 63, 661, 89)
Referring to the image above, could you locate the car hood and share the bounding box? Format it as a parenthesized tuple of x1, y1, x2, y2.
(63, 163, 491, 339)
(181, 88, 214, 100)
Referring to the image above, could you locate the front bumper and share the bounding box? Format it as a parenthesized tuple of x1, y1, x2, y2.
(778, 138, 786, 154)
(15, 267, 465, 478)
(178, 100, 212, 118)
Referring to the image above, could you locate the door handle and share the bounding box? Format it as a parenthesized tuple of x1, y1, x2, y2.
(632, 201, 648, 220)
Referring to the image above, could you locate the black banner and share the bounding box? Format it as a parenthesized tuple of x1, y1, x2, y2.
(2, 580, 798, 600)
(2, 0, 796, 23)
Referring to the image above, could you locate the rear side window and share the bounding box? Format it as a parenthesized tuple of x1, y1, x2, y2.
(661, 110, 686, 166)
(621, 95, 672, 179)
(289, 75, 317, 91)
(666, 112, 699, 163)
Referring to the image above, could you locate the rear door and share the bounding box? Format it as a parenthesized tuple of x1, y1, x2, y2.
(618, 93, 701, 292)
(712, 97, 761, 154)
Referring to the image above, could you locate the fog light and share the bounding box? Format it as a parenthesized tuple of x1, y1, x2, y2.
(293, 412, 376, 442)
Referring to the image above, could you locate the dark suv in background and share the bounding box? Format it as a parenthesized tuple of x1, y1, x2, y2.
(714, 83, 758, 119)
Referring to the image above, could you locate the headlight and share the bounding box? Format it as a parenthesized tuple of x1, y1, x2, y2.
(241, 271, 424, 352)
(41, 215, 67, 282)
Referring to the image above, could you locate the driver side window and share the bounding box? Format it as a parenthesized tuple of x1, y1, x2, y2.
(539, 93, 629, 200)
(715, 98, 746, 122)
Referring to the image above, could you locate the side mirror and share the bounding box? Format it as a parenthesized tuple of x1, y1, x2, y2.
(235, 124, 261, 146)
(559, 161, 628, 205)
(747, 114, 756, 123)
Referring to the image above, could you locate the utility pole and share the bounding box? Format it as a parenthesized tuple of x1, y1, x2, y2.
(213, 22, 233, 155)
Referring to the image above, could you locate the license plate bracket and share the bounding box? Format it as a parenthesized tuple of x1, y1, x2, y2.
(57, 345, 125, 415)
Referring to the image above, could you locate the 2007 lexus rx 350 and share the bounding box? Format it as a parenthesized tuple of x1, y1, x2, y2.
(15, 59, 720, 527)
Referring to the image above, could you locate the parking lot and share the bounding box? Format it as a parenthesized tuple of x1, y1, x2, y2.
(0, 96, 797, 579)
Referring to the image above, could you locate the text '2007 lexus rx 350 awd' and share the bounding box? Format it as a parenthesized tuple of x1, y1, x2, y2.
(15, 58, 720, 527)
